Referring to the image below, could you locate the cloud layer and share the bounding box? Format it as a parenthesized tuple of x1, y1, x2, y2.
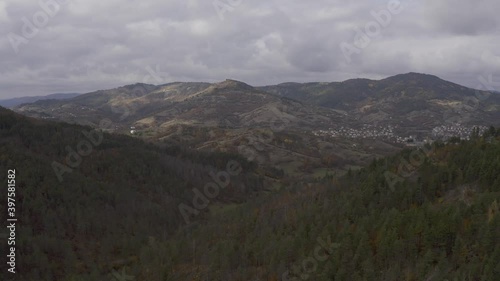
(1, 0, 500, 98)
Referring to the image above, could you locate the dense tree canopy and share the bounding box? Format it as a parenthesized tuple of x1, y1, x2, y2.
(1, 107, 499, 280)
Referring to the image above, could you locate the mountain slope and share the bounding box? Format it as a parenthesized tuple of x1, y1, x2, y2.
(13, 73, 500, 182)
(4, 103, 500, 280)
(14, 80, 364, 181)
(27, 127, 496, 280)
(259, 72, 500, 129)
(0, 106, 263, 280)
(14, 80, 343, 131)
(139, 131, 500, 280)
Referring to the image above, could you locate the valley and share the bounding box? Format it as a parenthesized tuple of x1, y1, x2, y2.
(2, 72, 500, 280)
(4, 1, 500, 279)
(13, 73, 500, 182)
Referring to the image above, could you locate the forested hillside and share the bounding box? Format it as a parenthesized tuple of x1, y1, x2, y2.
(144, 129, 500, 280)
(0, 107, 263, 280)
(1, 105, 499, 280)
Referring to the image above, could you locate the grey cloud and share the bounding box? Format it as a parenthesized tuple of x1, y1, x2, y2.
(423, 0, 500, 35)
(0, 0, 499, 99)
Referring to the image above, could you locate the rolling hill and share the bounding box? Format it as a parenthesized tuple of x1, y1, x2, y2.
(14, 80, 374, 181)
(259, 72, 500, 131)
(0, 106, 264, 280)
(13, 73, 500, 181)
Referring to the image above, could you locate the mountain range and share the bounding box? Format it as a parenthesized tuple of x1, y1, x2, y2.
(259, 72, 500, 129)
(0, 93, 80, 108)
(12, 73, 500, 179)
(15, 73, 500, 132)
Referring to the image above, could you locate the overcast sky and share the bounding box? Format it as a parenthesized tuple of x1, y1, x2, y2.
(1, 0, 500, 99)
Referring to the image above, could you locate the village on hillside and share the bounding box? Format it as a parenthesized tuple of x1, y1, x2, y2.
(313, 123, 488, 146)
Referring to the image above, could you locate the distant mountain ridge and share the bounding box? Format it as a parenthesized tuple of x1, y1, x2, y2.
(14, 79, 339, 130)
(13, 73, 500, 135)
(13, 79, 369, 179)
(259, 72, 500, 129)
(11, 72, 500, 194)
(0, 92, 81, 108)
(13, 72, 500, 142)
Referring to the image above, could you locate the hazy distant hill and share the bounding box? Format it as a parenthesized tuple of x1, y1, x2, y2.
(0, 93, 80, 108)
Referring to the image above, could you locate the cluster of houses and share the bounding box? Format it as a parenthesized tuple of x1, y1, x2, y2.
(431, 124, 488, 141)
(313, 125, 408, 143)
(314, 123, 488, 145)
